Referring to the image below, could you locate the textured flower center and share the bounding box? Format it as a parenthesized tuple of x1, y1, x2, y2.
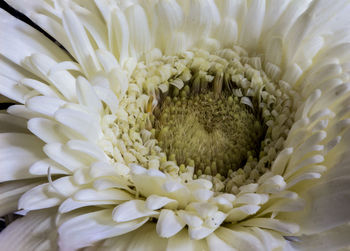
(155, 88, 264, 177)
(105, 47, 299, 193)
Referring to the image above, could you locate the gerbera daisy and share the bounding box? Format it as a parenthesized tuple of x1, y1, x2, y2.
(0, 0, 350, 250)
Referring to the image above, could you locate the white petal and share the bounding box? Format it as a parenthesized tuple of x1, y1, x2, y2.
(192, 189, 214, 202)
(145, 194, 178, 210)
(93, 85, 119, 114)
(29, 158, 69, 175)
(67, 140, 108, 162)
(3, 0, 73, 50)
(271, 147, 293, 175)
(286, 172, 321, 188)
(240, 218, 299, 235)
(156, 209, 185, 238)
(177, 210, 203, 228)
(250, 227, 286, 251)
(238, 0, 266, 50)
(0, 179, 42, 216)
(26, 96, 66, 117)
(55, 108, 102, 142)
(166, 229, 207, 251)
(7, 104, 41, 120)
(73, 188, 133, 202)
(206, 233, 236, 251)
(125, 4, 151, 57)
(0, 133, 45, 182)
(89, 161, 127, 178)
(258, 197, 305, 217)
(59, 198, 115, 213)
(28, 118, 68, 143)
(86, 223, 168, 251)
(58, 209, 148, 251)
(0, 53, 35, 82)
(235, 193, 269, 205)
(0, 8, 69, 66)
(76, 76, 102, 114)
(20, 78, 60, 98)
(24, 53, 77, 101)
(44, 142, 92, 172)
(112, 200, 158, 222)
(189, 225, 216, 240)
(62, 9, 101, 76)
(226, 205, 260, 222)
(0, 75, 28, 103)
(258, 175, 287, 193)
(19, 176, 78, 211)
(0, 209, 57, 251)
(215, 227, 263, 251)
(110, 8, 130, 64)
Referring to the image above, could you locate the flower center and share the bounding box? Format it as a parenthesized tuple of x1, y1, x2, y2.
(102, 47, 299, 193)
(155, 88, 264, 177)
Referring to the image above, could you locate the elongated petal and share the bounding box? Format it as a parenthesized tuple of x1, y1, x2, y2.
(58, 209, 148, 251)
(0, 133, 45, 182)
(112, 200, 158, 222)
(0, 8, 69, 66)
(0, 209, 57, 251)
(156, 209, 185, 238)
(0, 179, 42, 216)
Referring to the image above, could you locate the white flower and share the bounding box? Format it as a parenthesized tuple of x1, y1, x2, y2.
(1, 0, 350, 250)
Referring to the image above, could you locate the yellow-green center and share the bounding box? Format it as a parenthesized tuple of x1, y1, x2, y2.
(155, 86, 264, 177)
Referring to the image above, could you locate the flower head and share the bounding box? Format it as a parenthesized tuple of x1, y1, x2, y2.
(1, 0, 350, 250)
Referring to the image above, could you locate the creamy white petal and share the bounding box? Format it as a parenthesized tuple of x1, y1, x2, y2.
(29, 158, 70, 175)
(0, 179, 42, 216)
(28, 118, 68, 144)
(206, 233, 236, 251)
(0, 8, 69, 66)
(166, 228, 207, 251)
(0, 209, 57, 251)
(23, 53, 77, 101)
(0, 75, 29, 103)
(238, 0, 265, 51)
(240, 218, 299, 235)
(125, 4, 151, 58)
(250, 227, 286, 251)
(215, 227, 263, 251)
(226, 205, 260, 222)
(112, 200, 158, 223)
(62, 9, 101, 76)
(93, 85, 119, 114)
(44, 142, 92, 172)
(26, 96, 66, 118)
(18, 176, 78, 211)
(145, 194, 178, 210)
(59, 197, 115, 213)
(156, 209, 186, 238)
(84, 223, 169, 251)
(76, 76, 102, 114)
(73, 188, 133, 202)
(58, 209, 148, 251)
(54, 108, 102, 142)
(0, 133, 45, 182)
(67, 140, 108, 162)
